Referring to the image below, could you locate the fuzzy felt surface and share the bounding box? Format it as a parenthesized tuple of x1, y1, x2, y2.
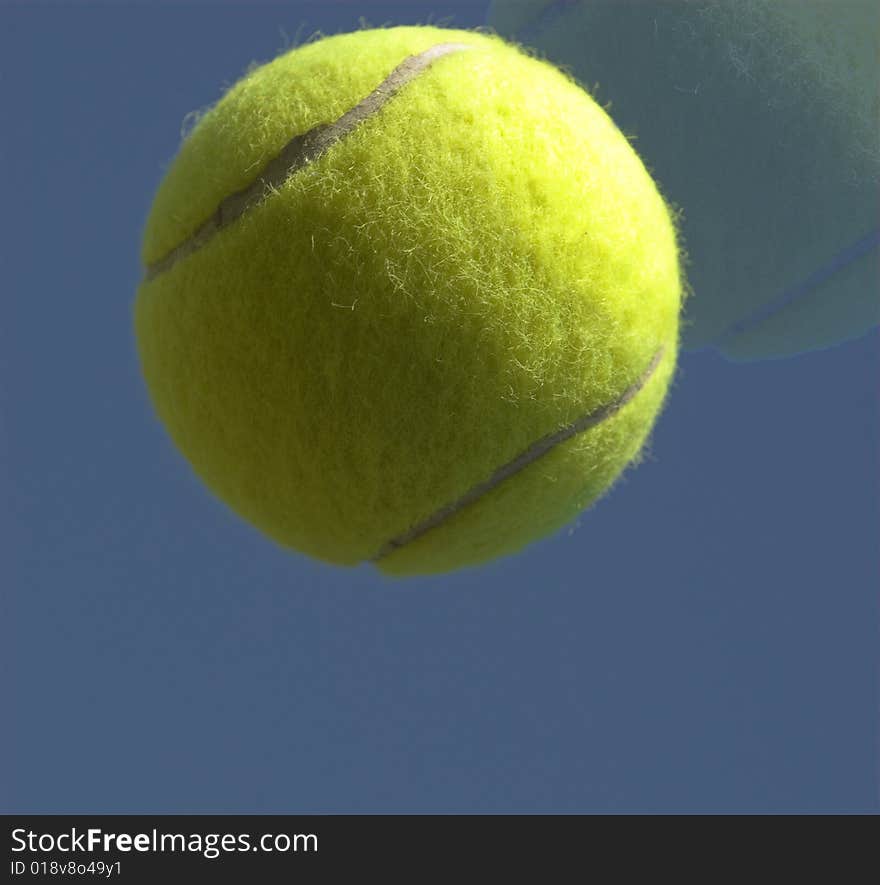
(135, 26, 682, 575)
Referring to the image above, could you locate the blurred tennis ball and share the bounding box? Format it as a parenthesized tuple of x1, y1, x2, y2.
(489, 0, 879, 360)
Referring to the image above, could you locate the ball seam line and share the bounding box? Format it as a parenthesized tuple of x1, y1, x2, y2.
(144, 42, 473, 281)
(712, 227, 880, 348)
(372, 345, 666, 562)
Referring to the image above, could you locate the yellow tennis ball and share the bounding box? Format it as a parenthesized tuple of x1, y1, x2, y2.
(134, 26, 683, 576)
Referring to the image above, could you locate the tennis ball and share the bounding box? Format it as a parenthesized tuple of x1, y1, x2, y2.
(489, 0, 880, 361)
(134, 26, 682, 576)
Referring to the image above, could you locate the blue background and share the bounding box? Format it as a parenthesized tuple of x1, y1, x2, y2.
(3, 1, 877, 812)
